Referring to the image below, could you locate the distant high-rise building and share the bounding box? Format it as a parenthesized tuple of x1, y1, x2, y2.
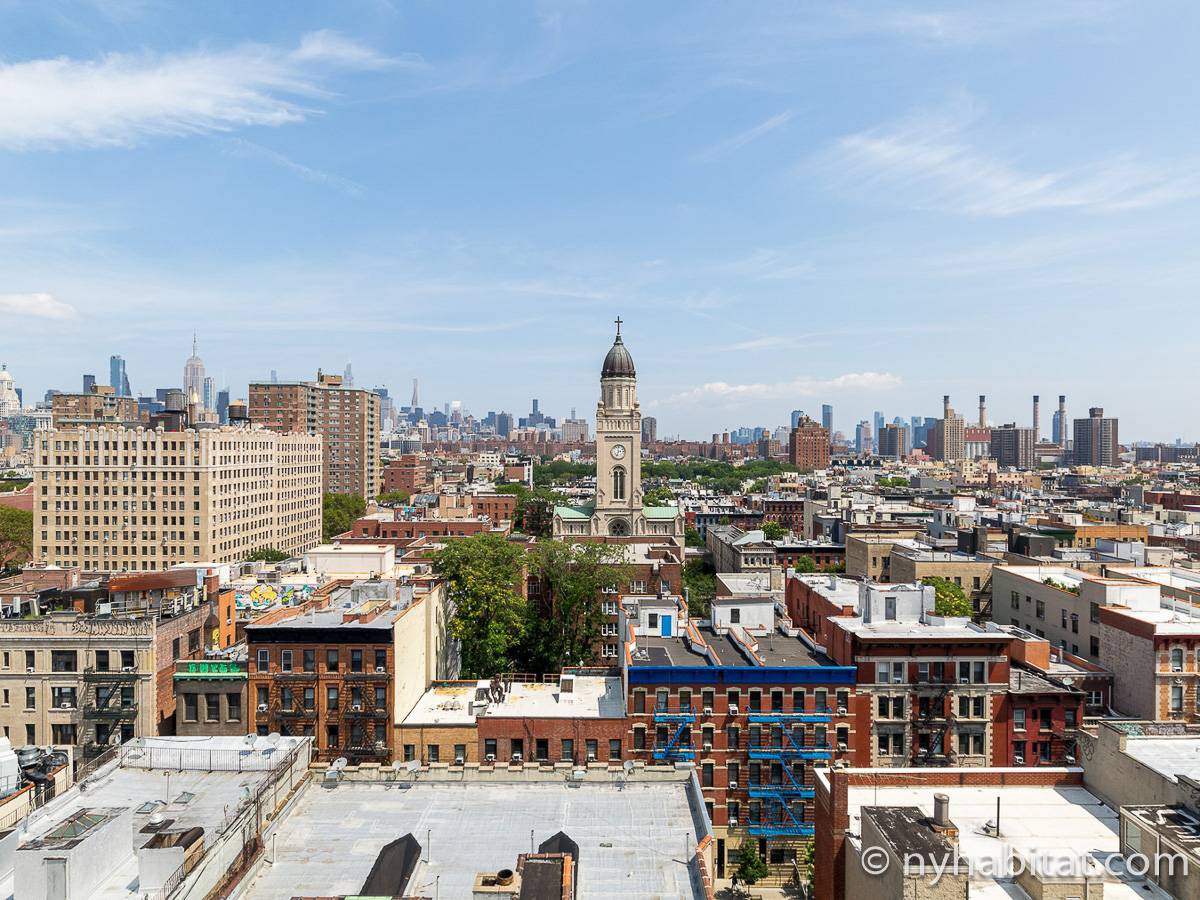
(82, 374, 96, 393)
(789, 415, 829, 470)
(202, 376, 216, 412)
(928, 396, 966, 461)
(821, 404, 833, 434)
(270, 369, 279, 384)
(249, 370, 382, 498)
(790, 409, 805, 429)
(1073, 408, 1119, 467)
(343, 362, 354, 387)
(183, 336, 205, 407)
(641, 416, 657, 443)
(1032, 395, 1041, 445)
(855, 420, 873, 455)
(873, 411, 884, 439)
(411, 378, 420, 409)
(978, 395, 987, 428)
(496, 411, 513, 438)
(877, 423, 909, 459)
(216, 388, 230, 424)
(1052, 395, 1068, 448)
(109, 355, 130, 397)
(990, 424, 1035, 469)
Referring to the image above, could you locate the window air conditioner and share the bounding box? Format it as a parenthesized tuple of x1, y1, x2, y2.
(728, 781, 738, 790)
(959, 678, 969, 684)
(375, 666, 386, 673)
(837, 742, 848, 752)
(485, 753, 496, 763)
(836, 706, 848, 716)
(703, 707, 713, 716)
(1065, 754, 1076, 764)
(257, 703, 268, 713)
(454, 755, 465, 766)
(511, 752, 523, 762)
(703, 743, 712, 752)
(729, 818, 739, 827)
(729, 705, 739, 716)
(587, 752, 597, 761)
(350, 704, 362, 712)
(1013, 755, 1025, 765)
(26, 667, 34, 673)
(60, 702, 72, 710)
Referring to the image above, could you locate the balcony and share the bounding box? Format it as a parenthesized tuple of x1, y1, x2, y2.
(343, 743, 390, 759)
(747, 734, 832, 760)
(653, 703, 698, 723)
(83, 667, 140, 683)
(652, 743, 696, 761)
(747, 822, 815, 837)
(748, 707, 833, 724)
(344, 669, 392, 682)
(274, 706, 316, 719)
(274, 671, 319, 681)
(747, 768, 815, 799)
(83, 704, 137, 720)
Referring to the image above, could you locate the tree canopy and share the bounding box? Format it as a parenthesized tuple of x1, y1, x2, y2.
(682, 558, 716, 618)
(322, 492, 367, 541)
(431, 533, 530, 678)
(922, 576, 973, 617)
(376, 491, 411, 506)
(684, 526, 705, 549)
(760, 520, 787, 541)
(494, 482, 565, 536)
(245, 547, 289, 563)
(735, 845, 770, 885)
(0, 507, 33, 567)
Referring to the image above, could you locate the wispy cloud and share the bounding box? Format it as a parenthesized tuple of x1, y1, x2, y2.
(665, 371, 902, 405)
(0, 292, 77, 320)
(832, 2, 1120, 46)
(225, 138, 364, 195)
(0, 30, 415, 150)
(695, 110, 794, 162)
(715, 247, 814, 280)
(816, 97, 1200, 216)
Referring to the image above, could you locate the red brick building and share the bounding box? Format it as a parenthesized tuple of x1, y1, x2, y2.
(381, 454, 427, 495)
(788, 416, 830, 471)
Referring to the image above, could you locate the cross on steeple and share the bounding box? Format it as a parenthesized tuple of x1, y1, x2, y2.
(614, 316, 622, 336)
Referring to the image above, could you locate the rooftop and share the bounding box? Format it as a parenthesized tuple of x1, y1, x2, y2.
(843, 778, 1168, 900)
(237, 778, 708, 900)
(401, 676, 625, 726)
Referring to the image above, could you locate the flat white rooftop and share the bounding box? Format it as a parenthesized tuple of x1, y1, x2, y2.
(239, 780, 706, 900)
(1123, 735, 1200, 784)
(402, 676, 625, 726)
(845, 780, 1168, 900)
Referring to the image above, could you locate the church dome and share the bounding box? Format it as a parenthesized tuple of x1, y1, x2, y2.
(601, 333, 636, 378)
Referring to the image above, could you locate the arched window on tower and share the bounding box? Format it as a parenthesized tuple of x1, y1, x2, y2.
(612, 466, 626, 501)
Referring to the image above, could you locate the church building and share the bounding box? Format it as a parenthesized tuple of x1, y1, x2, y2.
(552, 321, 685, 548)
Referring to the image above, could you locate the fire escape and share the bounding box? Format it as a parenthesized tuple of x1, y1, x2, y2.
(652, 702, 697, 761)
(744, 708, 833, 837)
(82, 666, 139, 755)
(341, 667, 392, 760)
(913, 683, 952, 765)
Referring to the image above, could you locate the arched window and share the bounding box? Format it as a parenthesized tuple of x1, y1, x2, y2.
(612, 465, 626, 500)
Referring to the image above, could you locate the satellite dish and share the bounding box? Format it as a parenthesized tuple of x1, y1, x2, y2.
(331, 757, 349, 770)
(267, 732, 281, 747)
(405, 760, 421, 773)
(244, 734, 257, 746)
(623, 760, 636, 773)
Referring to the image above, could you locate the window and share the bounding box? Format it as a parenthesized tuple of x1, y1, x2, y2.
(51, 686, 76, 708)
(612, 466, 626, 501)
(633, 727, 646, 750)
(633, 690, 645, 714)
(484, 738, 498, 759)
(648, 613, 659, 628)
(792, 689, 806, 711)
(560, 738, 575, 761)
(427, 744, 440, 763)
(25, 687, 35, 710)
(281, 650, 293, 673)
(303, 687, 315, 711)
(1171, 648, 1184, 672)
(727, 689, 740, 712)
(50, 650, 77, 673)
(1090, 602, 1100, 624)
(586, 739, 598, 760)
(205, 693, 221, 722)
(375, 649, 387, 671)
(454, 744, 467, 763)
(1171, 686, 1183, 713)
(702, 762, 714, 787)
(257, 649, 269, 673)
(326, 724, 339, 749)
(730, 608, 741, 624)
(609, 739, 621, 759)
(350, 649, 363, 673)
(303, 650, 315, 673)
(184, 693, 199, 722)
(1010, 591, 1020, 610)
(536, 739, 549, 761)
(1014, 708, 1026, 731)
(404, 744, 415, 762)
(327, 686, 339, 711)
(257, 686, 268, 708)
(1090, 636, 1100, 657)
(227, 693, 242, 722)
(1064, 708, 1076, 728)
(1035, 600, 1045, 620)
(326, 649, 339, 672)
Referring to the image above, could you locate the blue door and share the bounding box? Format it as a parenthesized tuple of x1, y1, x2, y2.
(662, 616, 672, 637)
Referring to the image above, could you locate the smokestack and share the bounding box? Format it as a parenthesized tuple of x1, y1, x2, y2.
(943, 395, 951, 419)
(1032, 395, 1040, 444)
(933, 793, 950, 828)
(1058, 395, 1067, 448)
(978, 395, 987, 428)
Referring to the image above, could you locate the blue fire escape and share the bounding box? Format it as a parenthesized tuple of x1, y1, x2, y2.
(652, 702, 697, 761)
(745, 715, 832, 836)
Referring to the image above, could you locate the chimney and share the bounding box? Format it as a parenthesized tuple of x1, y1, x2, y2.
(978, 395, 987, 428)
(1032, 395, 1040, 444)
(943, 395, 951, 419)
(933, 793, 950, 827)
(1058, 395, 1067, 448)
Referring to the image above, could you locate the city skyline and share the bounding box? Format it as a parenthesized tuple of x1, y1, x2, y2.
(2, 3, 1199, 439)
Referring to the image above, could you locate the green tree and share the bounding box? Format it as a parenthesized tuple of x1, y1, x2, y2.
(682, 558, 716, 618)
(0, 507, 33, 567)
(376, 491, 411, 506)
(802, 841, 816, 894)
(791, 554, 818, 573)
(642, 486, 675, 506)
(735, 844, 770, 885)
(684, 527, 705, 549)
(761, 520, 787, 541)
(922, 576, 973, 617)
(525, 540, 632, 670)
(431, 534, 529, 678)
(245, 547, 289, 563)
(322, 492, 367, 542)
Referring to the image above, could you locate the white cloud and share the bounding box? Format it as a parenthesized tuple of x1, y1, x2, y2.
(0, 31, 413, 150)
(695, 110, 795, 162)
(833, 2, 1120, 46)
(666, 371, 902, 405)
(818, 99, 1200, 216)
(225, 138, 364, 195)
(0, 292, 76, 320)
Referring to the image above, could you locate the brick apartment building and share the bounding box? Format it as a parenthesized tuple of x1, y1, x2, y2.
(623, 592, 859, 883)
(249, 370, 381, 498)
(788, 416, 830, 471)
(381, 454, 428, 495)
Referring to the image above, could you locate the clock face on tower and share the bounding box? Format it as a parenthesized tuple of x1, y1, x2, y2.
(610, 444, 626, 460)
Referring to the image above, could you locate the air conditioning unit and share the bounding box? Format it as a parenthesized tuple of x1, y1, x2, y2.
(703, 743, 712, 752)
(26, 667, 34, 673)
(350, 704, 362, 712)
(59, 702, 72, 710)
(728, 781, 739, 790)
(729, 705, 739, 716)
(122, 666, 136, 672)
(257, 703, 268, 713)
(1013, 755, 1025, 765)
(959, 678, 970, 684)
(511, 752, 523, 762)
(729, 818, 739, 826)
(837, 742, 848, 752)
(375, 666, 386, 673)
(703, 706, 713, 717)
(587, 752, 597, 761)
(485, 753, 496, 763)
(454, 755, 465, 766)
(1173, 666, 1183, 673)
(1065, 754, 1077, 764)
(837, 706, 848, 716)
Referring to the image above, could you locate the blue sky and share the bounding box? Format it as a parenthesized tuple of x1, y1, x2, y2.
(1, 1, 1198, 440)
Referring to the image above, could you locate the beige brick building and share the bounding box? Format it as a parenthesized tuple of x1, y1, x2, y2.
(248, 372, 381, 498)
(51, 386, 142, 428)
(32, 424, 322, 573)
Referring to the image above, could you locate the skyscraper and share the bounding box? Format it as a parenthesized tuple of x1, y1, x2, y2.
(1032, 395, 1041, 445)
(1073, 408, 1119, 466)
(109, 355, 130, 397)
(82, 374, 95, 393)
(790, 409, 805, 429)
(821, 404, 833, 434)
(343, 362, 354, 387)
(877, 423, 909, 459)
(411, 378, 420, 409)
(855, 420, 873, 455)
(789, 415, 830, 470)
(183, 336, 205, 407)
(873, 410, 884, 439)
(216, 388, 230, 424)
(990, 424, 1035, 469)
(641, 416, 657, 443)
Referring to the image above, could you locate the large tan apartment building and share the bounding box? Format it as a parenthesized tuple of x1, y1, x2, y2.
(248, 371, 381, 498)
(32, 424, 323, 573)
(51, 386, 142, 428)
